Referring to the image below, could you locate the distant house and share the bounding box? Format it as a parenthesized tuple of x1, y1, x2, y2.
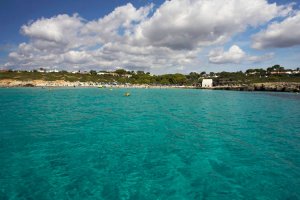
(202, 79, 213, 88)
(293, 70, 300, 74)
(46, 69, 59, 73)
(270, 71, 292, 75)
(248, 72, 258, 75)
(97, 72, 119, 76)
(122, 74, 132, 78)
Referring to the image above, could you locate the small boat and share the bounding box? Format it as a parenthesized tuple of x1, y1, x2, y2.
(124, 92, 130, 96)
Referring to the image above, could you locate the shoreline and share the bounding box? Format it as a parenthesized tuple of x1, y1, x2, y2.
(0, 79, 195, 89)
(0, 79, 299, 93)
(211, 82, 300, 93)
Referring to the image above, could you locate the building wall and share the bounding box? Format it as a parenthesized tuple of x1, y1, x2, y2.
(202, 79, 213, 88)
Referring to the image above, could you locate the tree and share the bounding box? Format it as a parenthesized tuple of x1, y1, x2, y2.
(188, 72, 200, 80)
(115, 69, 127, 76)
(258, 69, 267, 76)
(171, 73, 187, 85)
(267, 65, 285, 72)
(90, 70, 97, 75)
(209, 72, 215, 77)
(161, 78, 170, 85)
(137, 71, 145, 75)
(246, 69, 256, 74)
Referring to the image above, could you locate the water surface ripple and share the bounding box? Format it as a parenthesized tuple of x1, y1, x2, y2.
(0, 88, 300, 199)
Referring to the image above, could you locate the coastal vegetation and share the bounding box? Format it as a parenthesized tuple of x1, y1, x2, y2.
(1, 65, 299, 86)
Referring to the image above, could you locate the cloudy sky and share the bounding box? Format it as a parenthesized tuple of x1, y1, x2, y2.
(0, 0, 299, 74)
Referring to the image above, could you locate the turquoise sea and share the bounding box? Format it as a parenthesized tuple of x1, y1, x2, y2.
(0, 88, 300, 200)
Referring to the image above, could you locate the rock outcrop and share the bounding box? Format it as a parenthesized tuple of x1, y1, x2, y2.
(212, 82, 300, 92)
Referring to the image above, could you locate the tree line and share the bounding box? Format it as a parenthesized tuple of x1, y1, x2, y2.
(1, 65, 300, 86)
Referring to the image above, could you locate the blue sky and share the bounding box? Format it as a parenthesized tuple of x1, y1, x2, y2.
(0, 0, 300, 73)
(0, 0, 162, 45)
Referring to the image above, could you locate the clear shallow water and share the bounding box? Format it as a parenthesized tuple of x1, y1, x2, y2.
(0, 88, 300, 200)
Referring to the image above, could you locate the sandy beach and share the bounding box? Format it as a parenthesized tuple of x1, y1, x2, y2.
(0, 79, 195, 89)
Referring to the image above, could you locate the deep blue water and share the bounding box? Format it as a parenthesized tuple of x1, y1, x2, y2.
(0, 88, 300, 200)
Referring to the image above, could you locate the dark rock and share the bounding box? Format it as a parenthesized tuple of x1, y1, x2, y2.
(23, 83, 35, 87)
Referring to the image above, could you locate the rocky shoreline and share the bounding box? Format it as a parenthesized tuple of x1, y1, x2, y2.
(212, 82, 300, 93)
(0, 79, 299, 92)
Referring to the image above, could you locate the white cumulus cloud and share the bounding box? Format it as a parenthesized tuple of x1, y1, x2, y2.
(4, 0, 293, 72)
(209, 45, 273, 64)
(21, 14, 84, 48)
(209, 45, 246, 64)
(252, 11, 300, 49)
(134, 0, 291, 50)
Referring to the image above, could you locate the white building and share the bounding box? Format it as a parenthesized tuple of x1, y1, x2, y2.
(97, 72, 119, 76)
(47, 69, 59, 73)
(202, 79, 213, 88)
